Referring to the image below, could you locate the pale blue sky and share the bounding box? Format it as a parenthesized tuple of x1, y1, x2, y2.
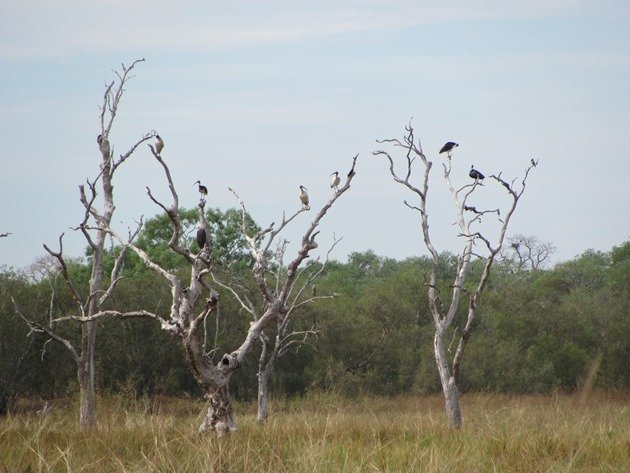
(1, 1, 629, 270)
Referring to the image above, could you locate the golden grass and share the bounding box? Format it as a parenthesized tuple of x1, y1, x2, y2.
(1, 392, 628, 472)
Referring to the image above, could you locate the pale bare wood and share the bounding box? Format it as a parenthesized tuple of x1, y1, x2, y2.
(13, 60, 153, 429)
(375, 122, 535, 429)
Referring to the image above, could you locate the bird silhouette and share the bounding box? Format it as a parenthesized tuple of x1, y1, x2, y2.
(469, 165, 485, 181)
(196, 224, 207, 250)
(439, 141, 459, 155)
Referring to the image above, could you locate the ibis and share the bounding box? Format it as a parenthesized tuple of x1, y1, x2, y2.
(97, 134, 110, 156)
(194, 180, 208, 198)
(330, 171, 340, 191)
(299, 185, 309, 208)
(155, 135, 164, 154)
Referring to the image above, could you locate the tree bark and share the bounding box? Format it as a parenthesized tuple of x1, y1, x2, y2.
(78, 321, 97, 429)
(434, 329, 462, 429)
(257, 364, 272, 423)
(199, 384, 236, 435)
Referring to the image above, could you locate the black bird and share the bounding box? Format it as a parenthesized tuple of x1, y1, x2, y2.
(469, 165, 485, 181)
(196, 224, 207, 250)
(194, 180, 208, 197)
(439, 141, 459, 155)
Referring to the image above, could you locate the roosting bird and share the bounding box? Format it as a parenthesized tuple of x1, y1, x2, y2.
(97, 134, 110, 155)
(439, 141, 459, 156)
(330, 171, 340, 191)
(299, 185, 309, 208)
(196, 223, 207, 250)
(469, 165, 485, 181)
(194, 180, 208, 198)
(155, 135, 164, 154)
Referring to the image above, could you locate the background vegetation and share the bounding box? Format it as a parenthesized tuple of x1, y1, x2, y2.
(1, 207, 628, 413)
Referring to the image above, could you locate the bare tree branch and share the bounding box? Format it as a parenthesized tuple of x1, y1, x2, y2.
(220, 155, 358, 372)
(112, 131, 156, 173)
(211, 272, 257, 317)
(146, 146, 195, 264)
(43, 234, 85, 317)
(12, 297, 80, 363)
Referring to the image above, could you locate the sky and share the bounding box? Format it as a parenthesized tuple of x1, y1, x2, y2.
(1, 0, 629, 271)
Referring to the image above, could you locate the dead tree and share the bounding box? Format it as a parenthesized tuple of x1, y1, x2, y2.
(71, 144, 357, 433)
(214, 232, 342, 422)
(12, 59, 155, 429)
(501, 233, 556, 272)
(374, 123, 535, 429)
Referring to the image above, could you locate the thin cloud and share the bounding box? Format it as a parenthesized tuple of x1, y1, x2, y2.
(2, 0, 622, 60)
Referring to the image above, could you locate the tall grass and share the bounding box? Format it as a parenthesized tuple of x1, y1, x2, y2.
(1, 392, 628, 472)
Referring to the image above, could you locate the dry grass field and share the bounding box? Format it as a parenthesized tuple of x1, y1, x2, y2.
(1, 392, 628, 472)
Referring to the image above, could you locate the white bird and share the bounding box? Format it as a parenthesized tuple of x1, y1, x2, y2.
(299, 185, 309, 208)
(97, 134, 110, 156)
(330, 171, 340, 191)
(155, 135, 164, 155)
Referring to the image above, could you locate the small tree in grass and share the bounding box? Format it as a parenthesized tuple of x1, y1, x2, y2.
(374, 123, 536, 428)
(213, 233, 342, 422)
(12, 59, 154, 429)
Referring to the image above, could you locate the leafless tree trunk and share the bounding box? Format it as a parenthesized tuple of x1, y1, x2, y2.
(244, 237, 339, 422)
(375, 123, 536, 428)
(13, 59, 154, 429)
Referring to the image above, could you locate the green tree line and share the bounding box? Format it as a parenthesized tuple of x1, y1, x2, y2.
(1, 208, 628, 414)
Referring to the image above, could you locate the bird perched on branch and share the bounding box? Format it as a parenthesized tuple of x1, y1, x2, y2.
(155, 135, 164, 155)
(299, 185, 309, 208)
(469, 165, 485, 181)
(97, 134, 110, 156)
(439, 141, 458, 156)
(194, 180, 208, 198)
(196, 223, 207, 250)
(330, 171, 340, 191)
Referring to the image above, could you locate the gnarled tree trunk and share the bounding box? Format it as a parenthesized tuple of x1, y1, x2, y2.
(199, 385, 236, 434)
